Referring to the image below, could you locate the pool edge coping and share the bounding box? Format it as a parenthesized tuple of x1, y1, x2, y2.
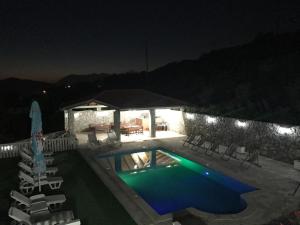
(94, 146, 262, 223)
(81, 141, 300, 225)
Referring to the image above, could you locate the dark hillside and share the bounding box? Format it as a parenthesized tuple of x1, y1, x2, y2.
(105, 31, 300, 125)
(1, 31, 299, 143)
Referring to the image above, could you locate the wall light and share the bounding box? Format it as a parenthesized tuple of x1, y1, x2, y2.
(235, 120, 249, 128)
(186, 113, 195, 120)
(205, 116, 217, 124)
(74, 112, 81, 119)
(274, 125, 295, 135)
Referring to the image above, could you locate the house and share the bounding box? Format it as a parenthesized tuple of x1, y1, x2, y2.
(61, 89, 190, 143)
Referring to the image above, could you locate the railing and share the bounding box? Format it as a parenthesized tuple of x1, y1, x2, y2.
(44, 137, 78, 152)
(0, 132, 78, 159)
(0, 142, 30, 159)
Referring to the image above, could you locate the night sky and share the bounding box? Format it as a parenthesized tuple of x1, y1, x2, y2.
(0, 0, 299, 82)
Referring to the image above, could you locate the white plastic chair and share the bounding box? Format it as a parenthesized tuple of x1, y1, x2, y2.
(19, 171, 63, 195)
(18, 162, 58, 176)
(11, 190, 66, 212)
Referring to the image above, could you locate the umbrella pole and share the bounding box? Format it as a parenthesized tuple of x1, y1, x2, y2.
(38, 172, 41, 192)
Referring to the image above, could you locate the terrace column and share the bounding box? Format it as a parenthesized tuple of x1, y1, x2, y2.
(114, 110, 121, 141)
(67, 109, 75, 135)
(115, 155, 122, 172)
(150, 109, 156, 138)
(150, 150, 156, 167)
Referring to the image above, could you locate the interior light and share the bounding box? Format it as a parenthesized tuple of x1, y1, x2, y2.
(74, 112, 81, 119)
(96, 111, 110, 117)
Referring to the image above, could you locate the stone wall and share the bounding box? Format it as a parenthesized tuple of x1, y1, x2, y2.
(73, 110, 114, 132)
(156, 109, 186, 134)
(183, 112, 300, 164)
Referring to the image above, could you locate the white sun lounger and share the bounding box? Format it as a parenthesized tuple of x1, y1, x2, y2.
(10, 190, 66, 213)
(22, 147, 54, 157)
(18, 162, 58, 176)
(9, 206, 75, 225)
(19, 171, 63, 195)
(189, 135, 202, 147)
(105, 131, 121, 147)
(20, 151, 54, 166)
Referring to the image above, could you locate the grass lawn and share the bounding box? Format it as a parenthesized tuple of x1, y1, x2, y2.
(0, 151, 137, 225)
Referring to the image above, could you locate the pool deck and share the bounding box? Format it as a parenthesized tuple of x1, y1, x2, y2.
(78, 137, 300, 225)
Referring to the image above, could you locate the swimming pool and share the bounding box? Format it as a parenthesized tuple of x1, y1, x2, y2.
(100, 148, 257, 215)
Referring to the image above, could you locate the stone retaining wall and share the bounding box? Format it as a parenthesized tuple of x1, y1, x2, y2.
(183, 112, 300, 164)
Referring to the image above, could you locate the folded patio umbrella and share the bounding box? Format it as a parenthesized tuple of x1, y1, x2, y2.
(29, 101, 46, 192)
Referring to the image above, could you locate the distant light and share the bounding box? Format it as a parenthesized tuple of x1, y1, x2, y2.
(235, 120, 249, 128)
(42, 90, 47, 94)
(166, 165, 172, 168)
(186, 113, 195, 120)
(65, 85, 71, 89)
(205, 172, 209, 175)
(274, 125, 295, 135)
(205, 116, 217, 124)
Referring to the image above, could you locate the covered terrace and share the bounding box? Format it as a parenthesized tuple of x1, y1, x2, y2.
(61, 89, 189, 144)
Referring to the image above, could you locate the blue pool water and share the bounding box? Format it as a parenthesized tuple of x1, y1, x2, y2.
(103, 148, 257, 215)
